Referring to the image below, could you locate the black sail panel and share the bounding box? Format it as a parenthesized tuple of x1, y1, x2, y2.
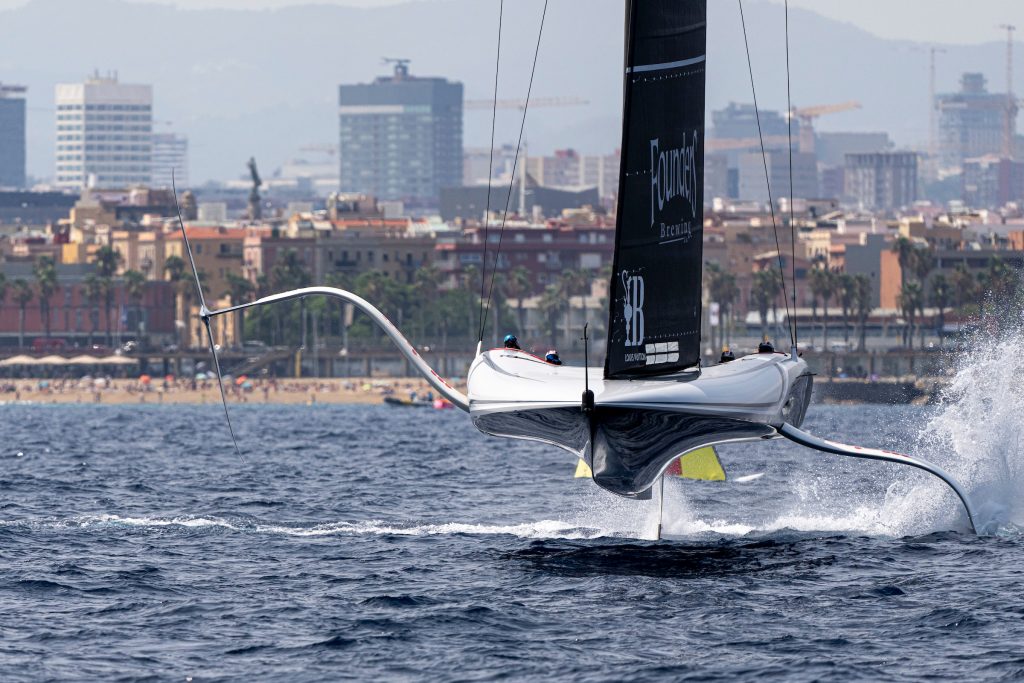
(605, 0, 706, 379)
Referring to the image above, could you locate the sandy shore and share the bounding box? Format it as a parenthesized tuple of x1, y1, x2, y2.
(0, 377, 464, 406)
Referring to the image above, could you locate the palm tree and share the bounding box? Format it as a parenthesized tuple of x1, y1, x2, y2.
(705, 262, 739, 351)
(224, 272, 254, 346)
(93, 246, 122, 346)
(124, 269, 146, 344)
(164, 254, 185, 284)
(463, 265, 482, 343)
(559, 269, 592, 346)
(750, 270, 775, 339)
(950, 263, 977, 316)
(979, 256, 1018, 323)
(98, 276, 114, 346)
(488, 272, 506, 346)
(414, 264, 442, 339)
(911, 246, 935, 285)
(164, 254, 188, 349)
(0, 273, 8, 321)
(94, 245, 122, 278)
(538, 283, 565, 348)
(898, 281, 923, 349)
(12, 279, 32, 349)
(33, 255, 58, 339)
(504, 266, 532, 333)
(808, 267, 835, 350)
(891, 236, 916, 290)
(853, 274, 873, 352)
(270, 249, 312, 291)
(930, 274, 952, 347)
(83, 273, 103, 348)
(836, 273, 856, 344)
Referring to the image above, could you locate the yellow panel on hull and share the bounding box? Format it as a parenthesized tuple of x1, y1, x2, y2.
(574, 446, 726, 481)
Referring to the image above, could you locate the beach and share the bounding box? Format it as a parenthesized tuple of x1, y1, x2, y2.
(0, 377, 461, 406)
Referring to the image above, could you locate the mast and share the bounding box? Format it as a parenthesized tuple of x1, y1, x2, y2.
(604, 0, 708, 379)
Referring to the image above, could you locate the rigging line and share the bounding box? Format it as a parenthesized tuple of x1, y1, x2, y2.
(784, 0, 798, 349)
(478, 0, 504, 341)
(738, 0, 794, 348)
(479, 0, 549, 343)
(172, 171, 243, 463)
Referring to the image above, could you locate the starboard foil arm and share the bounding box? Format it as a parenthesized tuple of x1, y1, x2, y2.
(778, 423, 977, 534)
(207, 287, 469, 412)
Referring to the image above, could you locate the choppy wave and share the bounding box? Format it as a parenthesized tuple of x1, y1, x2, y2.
(2, 400, 1023, 680)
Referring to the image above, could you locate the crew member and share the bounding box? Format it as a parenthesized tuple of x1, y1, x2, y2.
(503, 334, 521, 350)
(544, 350, 563, 365)
(758, 339, 775, 354)
(720, 347, 736, 363)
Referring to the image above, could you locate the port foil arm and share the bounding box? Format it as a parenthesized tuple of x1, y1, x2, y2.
(778, 423, 977, 534)
(207, 286, 469, 412)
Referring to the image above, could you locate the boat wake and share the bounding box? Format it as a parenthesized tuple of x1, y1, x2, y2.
(0, 514, 616, 541)
(657, 326, 1024, 539)
(900, 328, 1024, 536)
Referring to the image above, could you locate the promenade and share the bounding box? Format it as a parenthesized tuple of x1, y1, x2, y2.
(0, 377, 457, 406)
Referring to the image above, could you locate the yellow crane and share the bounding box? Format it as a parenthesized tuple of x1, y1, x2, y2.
(706, 101, 861, 155)
(786, 101, 862, 154)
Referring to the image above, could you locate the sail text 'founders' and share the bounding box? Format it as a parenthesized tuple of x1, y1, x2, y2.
(650, 131, 699, 244)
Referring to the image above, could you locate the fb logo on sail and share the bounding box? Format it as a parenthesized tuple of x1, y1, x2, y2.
(622, 272, 645, 347)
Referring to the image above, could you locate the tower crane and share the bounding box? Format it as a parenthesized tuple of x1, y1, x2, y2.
(706, 102, 861, 155)
(998, 24, 1018, 158)
(786, 101, 861, 154)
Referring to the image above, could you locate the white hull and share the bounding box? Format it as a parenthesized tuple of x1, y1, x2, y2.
(468, 349, 813, 497)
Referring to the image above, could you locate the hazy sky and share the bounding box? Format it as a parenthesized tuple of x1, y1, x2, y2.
(0, 0, 1018, 45)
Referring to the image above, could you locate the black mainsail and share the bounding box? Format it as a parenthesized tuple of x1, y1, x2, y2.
(605, 0, 706, 379)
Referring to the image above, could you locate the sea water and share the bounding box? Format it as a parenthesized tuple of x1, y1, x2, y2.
(1, 354, 1024, 679)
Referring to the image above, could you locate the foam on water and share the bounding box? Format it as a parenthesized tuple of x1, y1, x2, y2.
(560, 324, 1024, 540)
(902, 326, 1024, 536)
(0, 514, 612, 540)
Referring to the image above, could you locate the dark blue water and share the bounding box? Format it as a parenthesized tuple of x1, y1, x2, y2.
(1, 402, 1023, 681)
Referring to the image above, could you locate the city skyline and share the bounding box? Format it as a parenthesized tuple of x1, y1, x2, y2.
(0, 0, 1019, 185)
(0, 0, 1017, 46)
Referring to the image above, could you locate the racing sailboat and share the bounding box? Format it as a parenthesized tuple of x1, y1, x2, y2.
(179, 0, 978, 534)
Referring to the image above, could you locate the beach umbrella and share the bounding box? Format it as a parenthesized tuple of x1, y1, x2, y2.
(235, 375, 248, 386)
(67, 355, 102, 365)
(100, 356, 138, 366)
(37, 355, 68, 365)
(139, 374, 152, 384)
(0, 354, 39, 366)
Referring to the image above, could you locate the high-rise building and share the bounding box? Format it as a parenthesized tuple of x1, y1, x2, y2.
(712, 102, 790, 140)
(524, 148, 621, 206)
(151, 133, 188, 188)
(55, 72, 152, 190)
(962, 156, 1024, 209)
(936, 73, 1012, 172)
(0, 83, 27, 189)
(843, 152, 918, 211)
(338, 61, 462, 209)
(738, 150, 817, 203)
(815, 132, 890, 167)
